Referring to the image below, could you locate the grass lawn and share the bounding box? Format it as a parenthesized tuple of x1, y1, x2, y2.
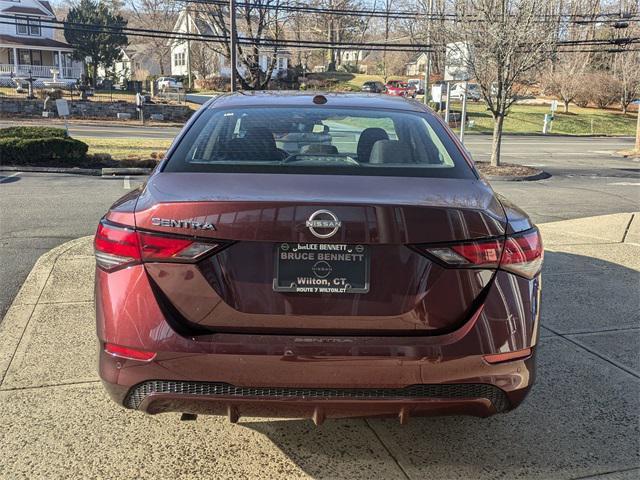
(81, 136, 172, 160)
(455, 102, 637, 136)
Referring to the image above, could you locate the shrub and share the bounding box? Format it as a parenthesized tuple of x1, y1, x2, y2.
(573, 89, 591, 108)
(195, 76, 230, 92)
(589, 73, 619, 109)
(118, 157, 160, 168)
(0, 137, 88, 165)
(0, 126, 67, 139)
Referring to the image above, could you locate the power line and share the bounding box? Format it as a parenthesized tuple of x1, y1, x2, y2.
(177, 0, 640, 24)
(0, 18, 434, 53)
(1, 13, 637, 57)
(0, 13, 437, 51)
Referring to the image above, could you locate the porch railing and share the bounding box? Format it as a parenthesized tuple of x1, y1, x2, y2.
(0, 64, 82, 79)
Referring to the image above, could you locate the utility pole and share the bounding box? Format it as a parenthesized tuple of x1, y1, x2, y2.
(459, 80, 468, 143)
(185, 4, 192, 90)
(229, 0, 237, 92)
(423, 0, 433, 105)
(636, 103, 640, 153)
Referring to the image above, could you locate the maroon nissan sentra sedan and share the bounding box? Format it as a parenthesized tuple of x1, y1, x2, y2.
(95, 92, 542, 424)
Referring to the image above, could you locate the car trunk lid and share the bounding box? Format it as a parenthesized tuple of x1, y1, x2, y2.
(135, 172, 506, 334)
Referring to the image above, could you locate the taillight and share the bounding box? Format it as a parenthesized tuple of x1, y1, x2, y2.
(94, 220, 225, 272)
(94, 221, 140, 271)
(414, 228, 543, 279)
(138, 232, 221, 262)
(423, 239, 503, 268)
(500, 229, 543, 278)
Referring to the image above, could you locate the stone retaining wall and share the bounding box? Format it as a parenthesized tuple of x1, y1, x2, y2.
(0, 99, 193, 121)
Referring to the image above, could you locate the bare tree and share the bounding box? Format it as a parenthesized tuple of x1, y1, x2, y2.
(613, 50, 640, 114)
(127, 0, 179, 75)
(200, 0, 286, 90)
(190, 42, 222, 80)
(448, 0, 557, 166)
(542, 53, 589, 113)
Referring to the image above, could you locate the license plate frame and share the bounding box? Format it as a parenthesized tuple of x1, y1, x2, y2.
(273, 243, 370, 294)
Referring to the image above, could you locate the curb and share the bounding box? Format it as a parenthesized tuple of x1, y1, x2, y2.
(1, 166, 100, 176)
(101, 167, 153, 176)
(462, 132, 635, 138)
(484, 170, 551, 182)
(1, 166, 152, 176)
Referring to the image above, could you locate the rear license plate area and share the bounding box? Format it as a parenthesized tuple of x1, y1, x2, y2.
(273, 243, 370, 294)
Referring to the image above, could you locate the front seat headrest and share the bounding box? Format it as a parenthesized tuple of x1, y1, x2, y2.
(244, 127, 277, 152)
(357, 127, 389, 163)
(369, 140, 413, 164)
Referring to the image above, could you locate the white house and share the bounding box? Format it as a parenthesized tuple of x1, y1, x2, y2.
(97, 45, 162, 84)
(405, 52, 428, 77)
(170, 8, 289, 80)
(0, 0, 83, 85)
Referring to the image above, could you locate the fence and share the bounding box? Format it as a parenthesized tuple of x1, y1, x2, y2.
(0, 79, 186, 106)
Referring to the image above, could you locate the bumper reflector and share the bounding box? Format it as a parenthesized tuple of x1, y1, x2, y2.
(105, 343, 156, 361)
(484, 348, 532, 364)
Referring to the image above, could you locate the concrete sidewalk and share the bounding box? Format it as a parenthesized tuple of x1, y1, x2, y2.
(0, 213, 638, 480)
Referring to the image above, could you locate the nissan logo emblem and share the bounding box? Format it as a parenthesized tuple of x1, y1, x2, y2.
(305, 210, 341, 239)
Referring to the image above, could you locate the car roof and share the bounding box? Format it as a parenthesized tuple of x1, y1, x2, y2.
(206, 91, 431, 113)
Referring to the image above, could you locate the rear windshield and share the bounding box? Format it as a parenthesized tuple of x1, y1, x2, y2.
(163, 106, 475, 179)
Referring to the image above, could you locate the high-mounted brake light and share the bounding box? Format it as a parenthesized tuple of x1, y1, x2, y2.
(415, 228, 543, 279)
(94, 220, 224, 272)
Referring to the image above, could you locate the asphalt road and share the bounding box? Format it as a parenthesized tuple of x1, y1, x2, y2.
(1, 131, 638, 321)
(0, 121, 182, 140)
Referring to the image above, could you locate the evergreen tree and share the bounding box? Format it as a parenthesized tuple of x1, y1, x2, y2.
(64, 0, 128, 87)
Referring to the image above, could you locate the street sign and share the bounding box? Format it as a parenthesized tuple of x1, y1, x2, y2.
(55, 99, 70, 135)
(55, 99, 69, 117)
(431, 84, 444, 103)
(444, 42, 472, 82)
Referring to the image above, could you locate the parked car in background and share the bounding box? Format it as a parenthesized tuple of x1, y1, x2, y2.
(385, 80, 417, 98)
(361, 81, 386, 93)
(450, 82, 481, 101)
(407, 78, 424, 95)
(157, 77, 183, 90)
(95, 92, 543, 423)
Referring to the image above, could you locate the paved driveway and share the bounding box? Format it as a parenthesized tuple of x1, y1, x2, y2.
(0, 212, 638, 479)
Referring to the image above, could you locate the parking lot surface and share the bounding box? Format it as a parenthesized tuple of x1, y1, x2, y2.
(0, 212, 638, 479)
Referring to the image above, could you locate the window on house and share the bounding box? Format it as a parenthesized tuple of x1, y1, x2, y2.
(277, 57, 285, 70)
(174, 52, 186, 67)
(16, 17, 41, 36)
(18, 50, 31, 65)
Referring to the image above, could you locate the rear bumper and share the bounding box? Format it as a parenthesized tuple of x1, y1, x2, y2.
(99, 348, 535, 422)
(96, 265, 540, 421)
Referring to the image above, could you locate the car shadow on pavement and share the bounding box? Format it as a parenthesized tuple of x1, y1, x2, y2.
(241, 251, 640, 480)
(0, 175, 21, 184)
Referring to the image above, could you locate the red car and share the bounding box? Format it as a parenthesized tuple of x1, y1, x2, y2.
(385, 79, 416, 98)
(95, 92, 542, 423)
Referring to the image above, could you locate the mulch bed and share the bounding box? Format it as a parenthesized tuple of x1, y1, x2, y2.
(475, 161, 542, 178)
